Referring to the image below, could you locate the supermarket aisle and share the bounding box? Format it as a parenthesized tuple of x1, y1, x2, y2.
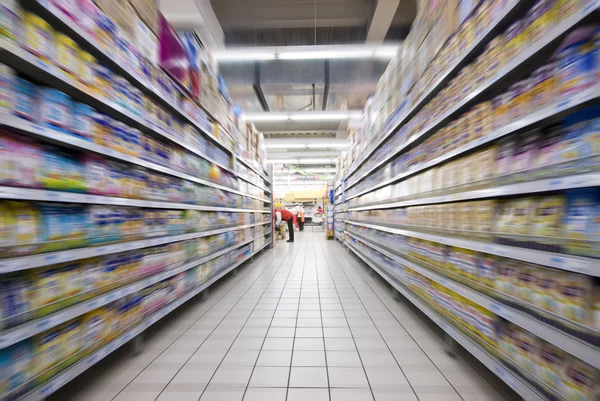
(55, 231, 514, 401)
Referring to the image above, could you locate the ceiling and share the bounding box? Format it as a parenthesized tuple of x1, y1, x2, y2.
(161, 0, 416, 171)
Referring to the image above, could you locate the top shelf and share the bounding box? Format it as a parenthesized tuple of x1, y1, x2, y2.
(237, 156, 271, 184)
(31, 0, 233, 156)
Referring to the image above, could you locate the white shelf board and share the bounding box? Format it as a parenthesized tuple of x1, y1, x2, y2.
(0, 222, 271, 274)
(345, 221, 599, 276)
(236, 155, 271, 183)
(346, 231, 600, 369)
(347, 85, 600, 200)
(348, 172, 600, 211)
(346, 3, 599, 189)
(19, 241, 270, 401)
(344, 241, 547, 401)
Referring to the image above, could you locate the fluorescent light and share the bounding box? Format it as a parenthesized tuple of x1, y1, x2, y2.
(213, 51, 275, 61)
(375, 46, 399, 59)
(245, 111, 361, 122)
(304, 168, 336, 173)
(243, 113, 288, 121)
(278, 50, 372, 60)
(269, 158, 335, 164)
(266, 143, 348, 149)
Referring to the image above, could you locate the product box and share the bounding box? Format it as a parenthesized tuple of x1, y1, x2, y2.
(134, 16, 158, 63)
(94, 0, 136, 39)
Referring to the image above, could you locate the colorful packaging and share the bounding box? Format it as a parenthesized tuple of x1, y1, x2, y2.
(496, 259, 518, 296)
(477, 254, 496, 288)
(0, 0, 20, 43)
(555, 29, 596, 97)
(528, 63, 557, 111)
(0, 275, 33, 329)
(515, 264, 539, 304)
(495, 137, 516, 177)
(531, 196, 565, 239)
(0, 64, 14, 113)
(561, 357, 599, 401)
(515, 330, 539, 375)
(556, 272, 593, 325)
(54, 33, 80, 76)
(564, 188, 600, 255)
(82, 309, 108, 347)
(0, 132, 41, 188)
(38, 88, 73, 133)
(13, 78, 37, 122)
(511, 130, 541, 176)
(0, 341, 33, 395)
(78, 51, 97, 88)
(538, 342, 565, 391)
(39, 147, 86, 191)
(534, 268, 560, 313)
(72, 102, 95, 141)
(61, 320, 84, 358)
(34, 328, 65, 375)
(9, 201, 40, 253)
(534, 125, 563, 170)
(22, 12, 54, 62)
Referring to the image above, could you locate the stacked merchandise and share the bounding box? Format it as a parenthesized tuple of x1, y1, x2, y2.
(341, 0, 600, 399)
(333, 175, 347, 242)
(0, 0, 273, 399)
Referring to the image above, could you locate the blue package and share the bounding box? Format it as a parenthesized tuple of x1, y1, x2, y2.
(72, 103, 95, 141)
(13, 78, 36, 122)
(38, 88, 72, 133)
(0, 276, 32, 329)
(0, 340, 33, 395)
(564, 188, 600, 255)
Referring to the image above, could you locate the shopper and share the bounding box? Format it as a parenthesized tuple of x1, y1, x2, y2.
(298, 207, 305, 231)
(275, 208, 295, 242)
(317, 206, 323, 214)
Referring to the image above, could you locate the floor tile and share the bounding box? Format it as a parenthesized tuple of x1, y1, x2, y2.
(210, 367, 253, 387)
(256, 350, 292, 366)
(221, 350, 260, 366)
(326, 350, 362, 367)
(249, 366, 290, 387)
(262, 338, 294, 351)
(267, 327, 295, 337)
(330, 388, 374, 401)
(294, 338, 325, 351)
(292, 350, 326, 366)
(289, 367, 329, 387)
(200, 387, 245, 401)
(324, 338, 356, 350)
(328, 367, 369, 388)
(243, 388, 287, 401)
(295, 327, 323, 337)
(287, 388, 330, 401)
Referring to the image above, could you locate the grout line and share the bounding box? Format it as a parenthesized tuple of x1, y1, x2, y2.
(100, 246, 279, 401)
(238, 240, 301, 400)
(314, 235, 332, 401)
(317, 236, 377, 400)
(338, 239, 513, 401)
(201, 243, 301, 400)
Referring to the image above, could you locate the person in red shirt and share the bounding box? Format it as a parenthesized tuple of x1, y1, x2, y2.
(275, 208, 295, 243)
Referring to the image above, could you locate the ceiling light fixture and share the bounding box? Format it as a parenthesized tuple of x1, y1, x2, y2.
(266, 143, 348, 149)
(213, 51, 275, 61)
(244, 111, 361, 122)
(269, 158, 335, 164)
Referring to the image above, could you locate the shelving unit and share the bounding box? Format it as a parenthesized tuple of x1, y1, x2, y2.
(339, 0, 600, 399)
(0, 0, 274, 399)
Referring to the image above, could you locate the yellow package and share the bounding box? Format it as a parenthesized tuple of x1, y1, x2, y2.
(0, 202, 14, 248)
(496, 259, 518, 296)
(556, 273, 593, 325)
(83, 309, 108, 348)
(509, 198, 534, 236)
(473, 147, 497, 184)
(530, 196, 565, 238)
(461, 155, 474, 187)
(78, 51, 96, 88)
(476, 305, 497, 345)
(561, 357, 599, 401)
(34, 328, 66, 376)
(534, 268, 560, 314)
(475, 200, 496, 234)
(460, 202, 475, 233)
(61, 319, 84, 358)
(500, 323, 522, 364)
(54, 33, 80, 77)
(31, 266, 66, 310)
(9, 201, 40, 252)
(594, 287, 600, 331)
(477, 253, 497, 288)
(538, 342, 565, 391)
(516, 330, 539, 375)
(22, 12, 54, 62)
(515, 264, 539, 305)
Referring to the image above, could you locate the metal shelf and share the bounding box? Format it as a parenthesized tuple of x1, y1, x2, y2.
(344, 241, 547, 401)
(0, 185, 271, 212)
(347, 85, 600, 200)
(30, 0, 234, 157)
(346, 231, 600, 369)
(348, 172, 600, 211)
(18, 240, 269, 401)
(346, 3, 599, 189)
(236, 155, 271, 184)
(0, 238, 257, 351)
(347, 0, 525, 179)
(0, 222, 271, 274)
(345, 220, 599, 276)
(0, 112, 270, 203)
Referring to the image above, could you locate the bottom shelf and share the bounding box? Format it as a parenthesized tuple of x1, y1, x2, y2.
(344, 240, 547, 401)
(20, 241, 270, 401)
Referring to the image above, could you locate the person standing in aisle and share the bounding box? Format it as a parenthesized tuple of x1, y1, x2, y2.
(275, 208, 295, 242)
(298, 207, 305, 231)
(317, 205, 323, 214)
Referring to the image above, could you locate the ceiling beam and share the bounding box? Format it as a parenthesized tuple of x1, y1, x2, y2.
(252, 62, 270, 111)
(160, 0, 225, 48)
(366, 0, 401, 44)
(322, 59, 330, 111)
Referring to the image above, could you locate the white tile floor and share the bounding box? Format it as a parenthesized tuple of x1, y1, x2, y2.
(54, 231, 515, 401)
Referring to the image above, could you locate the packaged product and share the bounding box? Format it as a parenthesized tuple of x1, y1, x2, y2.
(0, 340, 33, 395)
(507, 80, 533, 122)
(0, 64, 14, 113)
(509, 198, 535, 236)
(530, 196, 565, 238)
(528, 63, 557, 111)
(34, 328, 66, 375)
(511, 130, 541, 176)
(534, 268, 560, 313)
(0, 0, 20, 43)
(555, 272, 593, 325)
(13, 78, 37, 122)
(477, 254, 496, 288)
(564, 188, 600, 255)
(595, 286, 600, 330)
(504, 20, 526, 61)
(62, 319, 84, 358)
(21, 12, 54, 62)
(38, 88, 73, 133)
(495, 259, 518, 295)
(82, 309, 108, 347)
(554, 28, 596, 98)
(538, 342, 565, 391)
(83, 154, 108, 194)
(9, 201, 41, 253)
(78, 51, 97, 88)
(494, 200, 513, 235)
(54, 33, 81, 77)
(515, 264, 539, 304)
(0, 132, 41, 188)
(72, 103, 95, 140)
(526, 0, 557, 43)
(495, 137, 516, 177)
(114, 77, 130, 109)
(515, 329, 540, 375)
(92, 65, 114, 99)
(0, 275, 33, 329)
(561, 357, 599, 401)
(499, 323, 522, 363)
(94, 13, 118, 51)
(39, 147, 85, 191)
(38, 204, 88, 249)
(534, 125, 563, 171)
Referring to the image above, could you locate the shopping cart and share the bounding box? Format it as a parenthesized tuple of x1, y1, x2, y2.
(312, 213, 324, 231)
